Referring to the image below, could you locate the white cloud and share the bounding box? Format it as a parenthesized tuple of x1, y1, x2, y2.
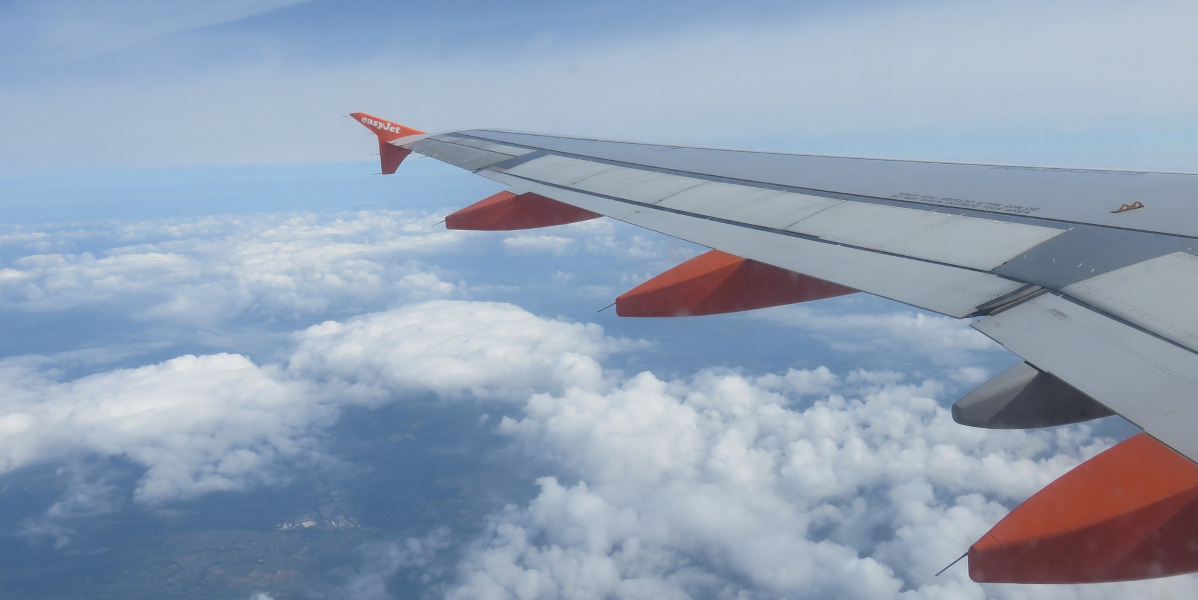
(502, 235, 576, 256)
(0, 297, 621, 507)
(288, 300, 612, 403)
(0, 210, 462, 325)
(0, 353, 330, 504)
(442, 366, 1194, 599)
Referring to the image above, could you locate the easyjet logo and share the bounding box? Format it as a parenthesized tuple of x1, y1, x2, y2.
(360, 117, 407, 134)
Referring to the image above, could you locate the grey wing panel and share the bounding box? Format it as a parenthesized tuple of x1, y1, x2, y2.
(462, 129, 1198, 239)
(485, 170, 1027, 318)
(974, 293, 1198, 462)
(407, 137, 521, 171)
(401, 134, 1067, 317)
(1062, 251, 1198, 354)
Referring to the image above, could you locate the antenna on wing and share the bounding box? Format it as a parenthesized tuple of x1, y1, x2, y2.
(935, 552, 967, 577)
(597, 302, 616, 313)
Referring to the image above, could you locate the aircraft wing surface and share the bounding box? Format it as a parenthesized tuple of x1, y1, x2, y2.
(351, 112, 1198, 585)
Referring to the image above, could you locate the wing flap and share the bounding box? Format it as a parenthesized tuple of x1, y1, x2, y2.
(572, 167, 707, 204)
(657, 182, 841, 229)
(974, 292, 1198, 462)
(784, 202, 1062, 271)
(505, 154, 619, 185)
(1063, 251, 1198, 354)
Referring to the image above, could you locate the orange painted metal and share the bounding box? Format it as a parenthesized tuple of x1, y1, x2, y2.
(616, 250, 857, 317)
(445, 191, 601, 231)
(969, 432, 1198, 583)
(350, 112, 424, 174)
(378, 144, 411, 175)
(350, 112, 425, 142)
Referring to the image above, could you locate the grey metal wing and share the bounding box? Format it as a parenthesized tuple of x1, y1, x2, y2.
(350, 112, 1198, 584)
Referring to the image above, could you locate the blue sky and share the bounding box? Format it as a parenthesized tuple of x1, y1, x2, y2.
(1, 1, 1197, 598)
(3, 0, 1197, 173)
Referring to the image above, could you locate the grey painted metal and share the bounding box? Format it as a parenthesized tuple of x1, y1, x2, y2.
(498, 180, 646, 221)
(485, 171, 1026, 318)
(434, 130, 1198, 288)
(458, 129, 1198, 239)
(993, 225, 1191, 290)
(496, 153, 1064, 274)
(1063, 251, 1198, 354)
(433, 134, 535, 157)
(656, 182, 842, 228)
(974, 293, 1198, 462)
(782, 202, 1063, 271)
(407, 138, 516, 171)
(572, 167, 707, 204)
(952, 361, 1113, 429)
(505, 154, 618, 186)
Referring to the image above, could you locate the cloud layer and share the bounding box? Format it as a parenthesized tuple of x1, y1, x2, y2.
(1, 203, 1191, 597)
(445, 367, 1150, 599)
(0, 210, 461, 326)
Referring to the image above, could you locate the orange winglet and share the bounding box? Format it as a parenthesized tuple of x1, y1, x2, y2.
(969, 433, 1198, 583)
(445, 191, 602, 231)
(615, 250, 857, 317)
(350, 112, 425, 174)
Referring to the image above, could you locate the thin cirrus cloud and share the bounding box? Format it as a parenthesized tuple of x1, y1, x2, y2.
(1, 1, 1196, 172)
(2, 0, 312, 66)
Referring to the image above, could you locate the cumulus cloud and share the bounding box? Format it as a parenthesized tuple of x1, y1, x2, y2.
(0, 210, 461, 325)
(442, 367, 1196, 599)
(0, 353, 330, 504)
(502, 234, 576, 256)
(288, 300, 613, 402)
(0, 295, 620, 507)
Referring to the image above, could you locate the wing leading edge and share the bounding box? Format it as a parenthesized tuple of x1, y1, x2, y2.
(351, 113, 1198, 584)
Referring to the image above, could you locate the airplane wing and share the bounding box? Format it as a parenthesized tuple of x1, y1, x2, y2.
(351, 112, 1198, 584)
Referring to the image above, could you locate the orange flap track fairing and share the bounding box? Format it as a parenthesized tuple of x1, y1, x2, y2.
(969, 433, 1198, 583)
(445, 191, 602, 231)
(617, 249, 857, 317)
